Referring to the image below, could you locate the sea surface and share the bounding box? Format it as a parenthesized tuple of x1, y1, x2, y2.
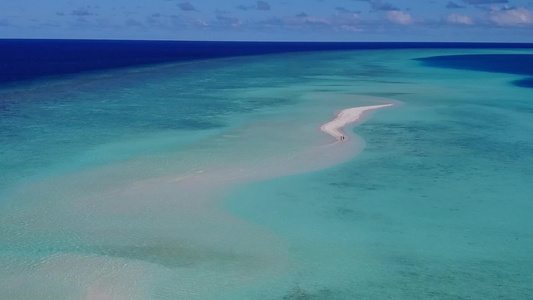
(0, 41, 532, 299)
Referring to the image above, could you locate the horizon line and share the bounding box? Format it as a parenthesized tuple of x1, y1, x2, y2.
(1, 38, 533, 45)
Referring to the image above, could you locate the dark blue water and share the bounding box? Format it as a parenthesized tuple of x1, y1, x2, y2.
(417, 54, 533, 88)
(2, 40, 532, 84)
(514, 78, 533, 88)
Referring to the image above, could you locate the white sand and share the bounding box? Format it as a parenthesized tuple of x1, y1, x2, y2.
(320, 104, 393, 141)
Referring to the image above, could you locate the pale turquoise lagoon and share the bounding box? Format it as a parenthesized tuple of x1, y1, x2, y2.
(1, 49, 532, 299)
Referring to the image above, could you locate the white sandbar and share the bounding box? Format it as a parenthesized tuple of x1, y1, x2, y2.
(320, 104, 393, 141)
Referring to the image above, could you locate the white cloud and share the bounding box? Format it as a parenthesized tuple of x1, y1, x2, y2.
(386, 10, 413, 25)
(462, 0, 508, 4)
(490, 7, 533, 26)
(446, 13, 474, 25)
(260, 13, 361, 31)
(256, 1, 271, 11)
(339, 25, 363, 32)
(267, 15, 330, 27)
(194, 18, 209, 27)
(215, 15, 242, 27)
(177, 2, 196, 12)
(71, 7, 97, 17)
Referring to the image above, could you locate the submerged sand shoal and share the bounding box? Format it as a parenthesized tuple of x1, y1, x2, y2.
(1, 97, 398, 300)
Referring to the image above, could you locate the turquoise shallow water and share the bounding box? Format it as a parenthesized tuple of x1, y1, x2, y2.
(1, 49, 532, 299)
(223, 50, 533, 299)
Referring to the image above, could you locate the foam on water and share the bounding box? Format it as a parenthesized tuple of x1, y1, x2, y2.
(1, 48, 532, 299)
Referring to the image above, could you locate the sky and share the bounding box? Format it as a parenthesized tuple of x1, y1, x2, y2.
(0, 0, 532, 42)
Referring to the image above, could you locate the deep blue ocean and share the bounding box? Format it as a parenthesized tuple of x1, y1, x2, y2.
(1, 39, 532, 84)
(418, 54, 533, 88)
